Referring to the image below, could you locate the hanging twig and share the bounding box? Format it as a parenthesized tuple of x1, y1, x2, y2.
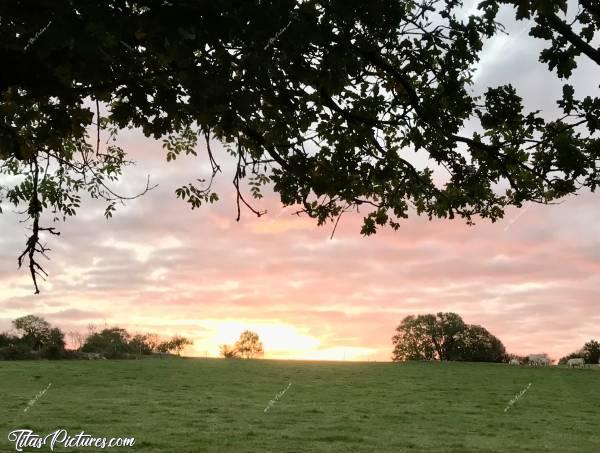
(17, 158, 60, 294)
(233, 141, 266, 221)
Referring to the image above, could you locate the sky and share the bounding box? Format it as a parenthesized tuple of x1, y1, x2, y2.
(0, 2, 598, 362)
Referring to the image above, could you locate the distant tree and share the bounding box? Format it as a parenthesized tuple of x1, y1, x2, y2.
(67, 331, 86, 351)
(391, 315, 437, 362)
(12, 315, 51, 351)
(0, 332, 19, 348)
(42, 327, 66, 359)
(219, 344, 241, 359)
(1, 315, 66, 359)
(156, 340, 170, 354)
(144, 333, 160, 352)
(0, 343, 35, 360)
(1, 319, 193, 360)
(82, 327, 130, 356)
(456, 325, 506, 363)
(234, 331, 264, 359)
(392, 313, 507, 363)
(129, 334, 153, 355)
(87, 323, 98, 336)
(392, 313, 465, 361)
(168, 336, 193, 356)
(582, 340, 600, 364)
(155, 335, 193, 355)
(429, 313, 466, 361)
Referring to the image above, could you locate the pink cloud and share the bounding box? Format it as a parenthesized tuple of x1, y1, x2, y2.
(1, 131, 599, 362)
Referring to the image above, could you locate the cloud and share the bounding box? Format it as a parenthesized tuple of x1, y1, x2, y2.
(2, 181, 599, 361)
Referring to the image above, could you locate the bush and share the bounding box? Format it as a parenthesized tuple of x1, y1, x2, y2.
(63, 350, 85, 360)
(41, 344, 66, 360)
(0, 344, 36, 360)
(0, 333, 19, 348)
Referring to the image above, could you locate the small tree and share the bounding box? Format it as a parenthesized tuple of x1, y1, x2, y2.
(391, 315, 437, 361)
(156, 340, 171, 353)
(42, 327, 66, 359)
(82, 327, 130, 357)
(392, 313, 466, 362)
(156, 336, 193, 355)
(220, 344, 241, 359)
(144, 333, 160, 353)
(583, 340, 600, 364)
(0, 333, 19, 348)
(234, 331, 264, 359)
(169, 336, 193, 356)
(129, 334, 153, 356)
(87, 323, 97, 336)
(67, 331, 86, 351)
(392, 313, 507, 363)
(456, 325, 506, 363)
(12, 315, 51, 351)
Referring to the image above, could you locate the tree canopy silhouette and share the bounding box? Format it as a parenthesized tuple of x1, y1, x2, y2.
(1, 0, 599, 292)
(220, 330, 264, 359)
(392, 312, 506, 362)
(12, 315, 53, 352)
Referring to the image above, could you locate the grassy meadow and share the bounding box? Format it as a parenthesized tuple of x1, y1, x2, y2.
(0, 358, 599, 453)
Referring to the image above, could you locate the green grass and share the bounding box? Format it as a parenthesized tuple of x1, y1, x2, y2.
(1, 359, 599, 452)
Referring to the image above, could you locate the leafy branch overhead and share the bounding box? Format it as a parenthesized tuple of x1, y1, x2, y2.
(0, 0, 599, 292)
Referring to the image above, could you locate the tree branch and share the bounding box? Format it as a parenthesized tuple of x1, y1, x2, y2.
(542, 12, 600, 66)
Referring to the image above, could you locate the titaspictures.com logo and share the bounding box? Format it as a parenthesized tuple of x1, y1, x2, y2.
(7, 429, 135, 451)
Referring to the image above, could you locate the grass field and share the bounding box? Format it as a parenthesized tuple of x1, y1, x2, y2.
(1, 358, 599, 453)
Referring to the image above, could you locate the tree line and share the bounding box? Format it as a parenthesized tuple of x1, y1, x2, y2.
(392, 312, 600, 365)
(2, 313, 596, 364)
(0, 315, 193, 360)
